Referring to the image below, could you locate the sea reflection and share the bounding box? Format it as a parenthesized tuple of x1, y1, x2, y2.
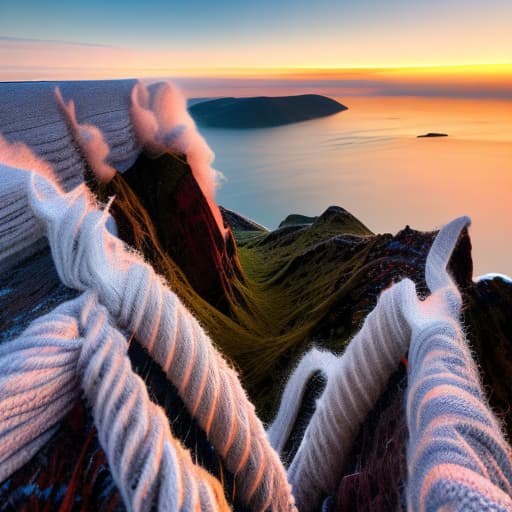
(201, 96, 512, 275)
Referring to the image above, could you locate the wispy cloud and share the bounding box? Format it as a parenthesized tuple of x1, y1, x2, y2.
(0, 36, 115, 48)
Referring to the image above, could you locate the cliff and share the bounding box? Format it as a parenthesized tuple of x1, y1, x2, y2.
(99, 152, 244, 314)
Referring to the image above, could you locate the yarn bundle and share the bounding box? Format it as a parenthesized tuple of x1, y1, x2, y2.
(0, 165, 295, 512)
(0, 292, 230, 510)
(268, 217, 481, 510)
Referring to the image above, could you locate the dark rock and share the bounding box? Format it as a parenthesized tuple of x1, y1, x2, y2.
(417, 132, 448, 138)
(119, 152, 244, 313)
(464, 276, 512, 441)
(220, 205, 268, 232)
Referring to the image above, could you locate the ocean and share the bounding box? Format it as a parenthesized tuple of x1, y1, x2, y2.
(199, 95, 512, 276)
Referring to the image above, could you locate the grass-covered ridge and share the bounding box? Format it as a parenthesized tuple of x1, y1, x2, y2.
(93, 152, 512, 434)
(98, 156, 441, 419)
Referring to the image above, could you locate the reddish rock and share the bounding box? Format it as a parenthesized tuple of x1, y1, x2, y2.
(120, 152, 244, 313)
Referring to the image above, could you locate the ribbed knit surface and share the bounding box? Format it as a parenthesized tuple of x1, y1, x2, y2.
(0, 81, 140, 270)
(277, 277, 416, 510)
(269, 216, 492, 511)
(267, 348, 337, 458)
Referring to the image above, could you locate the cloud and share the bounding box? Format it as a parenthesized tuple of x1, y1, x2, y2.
(130, 81, 226, 235)
(55, 87, 117, 183)
(0, 36, 115, 48)
(0, 134, 58, 187)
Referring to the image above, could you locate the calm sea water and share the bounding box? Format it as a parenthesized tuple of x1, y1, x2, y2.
(200, 96, 512, 276)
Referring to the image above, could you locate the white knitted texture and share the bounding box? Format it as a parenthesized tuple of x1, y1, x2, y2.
(425, 216, 470, 316)
(267, 348, 338, 456)
(0, 137, 62, 271)
(0, 81, 140, 270)
(21, 170, 295, 512)
(0, 293, 230, 511)
(272, 216, 471, 510)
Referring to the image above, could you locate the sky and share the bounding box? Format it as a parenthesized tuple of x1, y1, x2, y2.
(0, 0, 511, 95)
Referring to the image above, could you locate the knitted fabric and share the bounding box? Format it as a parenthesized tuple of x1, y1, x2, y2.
(0, 80, 140, 270)
(270, 217, 475, 510)
(1, 164, 295, 512)
(0, 80, 224, 269)
(267, 348, 337, 458)
(0, 293, 229, 511)
(406, 224, 512, 510)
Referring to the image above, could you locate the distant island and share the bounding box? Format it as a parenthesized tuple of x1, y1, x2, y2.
(189, 94, 348, 128)
(278, 213, 318, 228)
(417, 132, 448, 138)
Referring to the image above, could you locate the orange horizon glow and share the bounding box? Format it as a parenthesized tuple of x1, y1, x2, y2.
(3, 61, 512, 81)
(1, 36, 511, 100)
(174, 62, 512, 75)
(1, 34, 511, 83)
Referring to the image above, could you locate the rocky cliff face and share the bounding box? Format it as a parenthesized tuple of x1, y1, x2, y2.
(105, 152, 244, 314)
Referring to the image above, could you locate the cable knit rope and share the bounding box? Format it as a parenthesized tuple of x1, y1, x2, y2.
(22, 170, 295, 512)
(283, 279, 416, 510)
(425, 215, 469, 316)
(267, 348, 337, 456)
(406, 227, 512, 510)
(0, 293, 230, 511)
(271, 216, 471, 510)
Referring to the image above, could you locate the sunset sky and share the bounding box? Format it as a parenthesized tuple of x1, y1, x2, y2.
(1, 0, 511, 96)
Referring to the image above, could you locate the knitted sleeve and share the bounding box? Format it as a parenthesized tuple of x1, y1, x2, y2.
(405, 219, 512, 511)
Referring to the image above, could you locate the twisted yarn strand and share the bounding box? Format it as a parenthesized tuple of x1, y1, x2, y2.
(284, 280, 415, 509)
(78, 295, 229, 511)
(0, 293, 230, 511)
(274, 216, 471, 510)
(267, 348, 337, 456)
(406, 218, 512, 511)
(25, 170, 295, 512)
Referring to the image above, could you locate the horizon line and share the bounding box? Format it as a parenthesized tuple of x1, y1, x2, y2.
(125, 63, 512, 78)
